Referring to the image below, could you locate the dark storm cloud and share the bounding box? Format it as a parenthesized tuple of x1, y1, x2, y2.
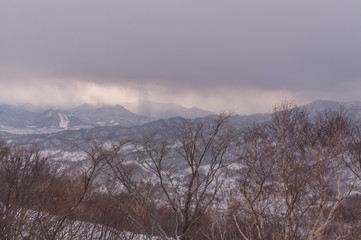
(1, 0, 361, 111)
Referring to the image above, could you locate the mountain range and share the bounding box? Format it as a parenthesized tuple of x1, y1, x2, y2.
(1, 99, 361, 153)
(121, 100, 213, 119)
(0, 100, 213, 134)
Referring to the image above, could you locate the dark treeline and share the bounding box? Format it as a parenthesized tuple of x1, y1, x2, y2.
(1, 101, 361, 240)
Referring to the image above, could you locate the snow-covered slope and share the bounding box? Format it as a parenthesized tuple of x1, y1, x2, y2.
(68, 104, 150, 127)
(0, 106, 91, 134)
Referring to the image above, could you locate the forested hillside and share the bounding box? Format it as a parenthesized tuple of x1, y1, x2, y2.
(1, 101, 361, 239)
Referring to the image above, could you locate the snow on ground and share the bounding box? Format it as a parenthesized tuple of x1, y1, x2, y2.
(42, 149, 88, 162)
(0, 203, 169, 240)
(0, 125, 38, 134)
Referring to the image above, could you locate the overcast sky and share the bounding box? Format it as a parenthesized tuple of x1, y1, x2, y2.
(1, 0, 361, 114)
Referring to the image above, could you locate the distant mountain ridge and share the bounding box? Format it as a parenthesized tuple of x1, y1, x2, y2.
(2, 99, 361, 163)
(0, 105, 92, 134)
(0, 101, 213, 134)
(122, 100, 213, 119)
(66, 104, 150, 127)
(1, 99, 361, 137)
(305, 99, 361, 120)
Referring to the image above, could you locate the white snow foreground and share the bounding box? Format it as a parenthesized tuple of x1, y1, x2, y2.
(0, 204, 170, 240)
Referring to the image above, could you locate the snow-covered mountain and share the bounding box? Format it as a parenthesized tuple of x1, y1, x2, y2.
(0, 106, 92, 134)
(0, 104, 154, 134)
(33, 109, 91, 130)
(2, 99, 361, 146)
(67, 104, 150, 127)
(0, 101, 214, 135)
(0, 101, 213, 135)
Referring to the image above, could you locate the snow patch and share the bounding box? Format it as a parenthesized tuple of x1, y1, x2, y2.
(59, 114, 70, 129)
(97, 121, 106, 126)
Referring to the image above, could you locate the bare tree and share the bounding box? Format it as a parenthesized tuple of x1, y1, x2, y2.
(0, 141, 124, 239)
(232, 101, 361, 240)
(3, 102, 361, 239)
(304, 108, 359, 240)
(232, 124, 278, 240)
(100, 114, 236, 239)
(0, 143, 56, 239)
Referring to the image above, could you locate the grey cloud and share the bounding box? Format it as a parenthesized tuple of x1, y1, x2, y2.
(1, 0, 361, 95)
